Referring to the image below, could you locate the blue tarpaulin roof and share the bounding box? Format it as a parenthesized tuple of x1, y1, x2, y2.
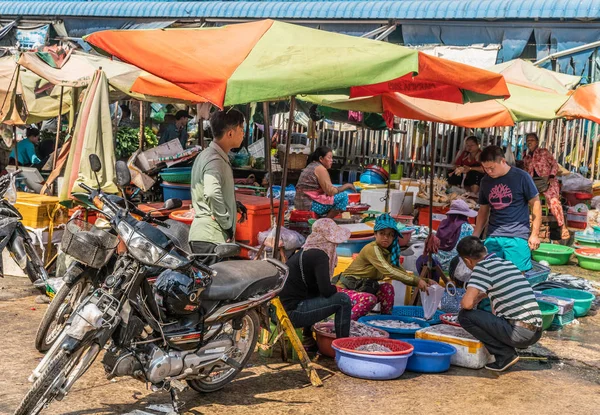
(1, 1, 600, 20)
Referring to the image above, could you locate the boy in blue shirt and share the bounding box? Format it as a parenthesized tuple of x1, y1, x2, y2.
(473, 146, 542, 272)
(9, 127, 41, 167)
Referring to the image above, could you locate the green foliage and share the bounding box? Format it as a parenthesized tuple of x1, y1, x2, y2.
(116, 126, 158, 159)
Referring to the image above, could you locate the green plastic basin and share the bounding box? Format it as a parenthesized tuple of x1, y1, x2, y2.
(541, 288, 595, 317)
(537, 300, 560, 331)
(575, 248, 600, 271)
(532, 243, 574, 265)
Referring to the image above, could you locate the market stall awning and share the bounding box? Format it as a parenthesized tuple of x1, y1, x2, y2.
(85, 19, 510, 108)
(0, 56, 71, 125)
(305, 83, 569, 128)
(556, 82, 600, 124)
(488, 59, 581, 94)
(18, 50, 207, 104)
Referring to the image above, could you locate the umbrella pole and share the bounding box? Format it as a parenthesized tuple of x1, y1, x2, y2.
(263, 101, 275, 222)
(385, 128, 393, 213)
(138, 101, 145, 150)
(272, 96, 295, 260)
(428, 122, 437, 276)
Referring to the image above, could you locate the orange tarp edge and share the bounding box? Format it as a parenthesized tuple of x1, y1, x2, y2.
(132, 74, 208, 103)
(382, 93, 515, 128)
(85, 20, 273, 107)
(557, 83, 600, 124)
(350, 52, 510, 102)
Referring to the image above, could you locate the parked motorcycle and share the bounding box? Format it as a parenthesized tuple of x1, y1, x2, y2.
(34, 194, 188, 352)
(15, 155, 288, 415)
(0, 170, 48, 291)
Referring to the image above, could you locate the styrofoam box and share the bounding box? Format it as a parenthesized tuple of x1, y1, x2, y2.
(360, 189, 414, 215)
(416, 325, 493, 369)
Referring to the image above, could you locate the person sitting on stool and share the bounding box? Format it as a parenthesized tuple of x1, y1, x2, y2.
(457, 236, 542, 372)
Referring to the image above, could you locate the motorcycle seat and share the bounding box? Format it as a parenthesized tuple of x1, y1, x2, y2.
(200, 260, 281, 301)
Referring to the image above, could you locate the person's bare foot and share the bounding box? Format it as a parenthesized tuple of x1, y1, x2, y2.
(561, 227, 570, 240)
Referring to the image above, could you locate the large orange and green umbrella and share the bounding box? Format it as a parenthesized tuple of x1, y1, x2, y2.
(85, 19, 509, 108)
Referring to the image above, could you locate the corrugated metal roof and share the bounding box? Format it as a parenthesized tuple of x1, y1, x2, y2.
(1, 1, 600, 20)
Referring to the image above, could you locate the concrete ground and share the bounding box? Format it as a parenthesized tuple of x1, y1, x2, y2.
(0, 268, 599, 415)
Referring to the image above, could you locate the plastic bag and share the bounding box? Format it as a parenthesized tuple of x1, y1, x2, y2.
(5, 174, 17, 204)
(258, 226, 305, 250)
(504, 142, 516, 166)
(562, 173, 593, 193)
(420, 284, 445, 320)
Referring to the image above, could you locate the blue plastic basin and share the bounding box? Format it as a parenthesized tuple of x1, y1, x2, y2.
(336, 236, 375, 257)
(333, 346, 413, 380)
(160, 183, 191, 201)
(358, 315, 430, 339)
(360, 170, 386, 185)
(404, 339, 457, 373)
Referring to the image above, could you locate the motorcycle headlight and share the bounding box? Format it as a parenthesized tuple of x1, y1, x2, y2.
(156, 252, 186, 269)
(128, 233, 167, 265)
(116, 221, 134, 240)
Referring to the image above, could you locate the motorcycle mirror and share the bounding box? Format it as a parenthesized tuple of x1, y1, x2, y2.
(115, 161, 131, 187)
(214, 243, 240, 259)
(164, 198, 183, 210)
(89, 154, 102, 173)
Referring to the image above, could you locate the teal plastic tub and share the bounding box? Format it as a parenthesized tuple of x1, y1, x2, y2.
(538, 300, 560, 331)
(532, 243, 574, 265)
(159, 167, 192, 184)
(541, 288, 595, 318)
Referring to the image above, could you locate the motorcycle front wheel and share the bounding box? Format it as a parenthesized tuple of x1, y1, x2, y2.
(35, 279, 89, 352)
(188, 309, 259, 393)
(14, 341, 100, 415)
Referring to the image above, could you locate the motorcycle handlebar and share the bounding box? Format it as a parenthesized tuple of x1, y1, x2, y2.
(79, 183, 95, 193)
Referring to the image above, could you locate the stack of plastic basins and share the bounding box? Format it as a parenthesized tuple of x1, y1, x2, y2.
(416, 325, 491, 369)
(535, 292, 576, 329)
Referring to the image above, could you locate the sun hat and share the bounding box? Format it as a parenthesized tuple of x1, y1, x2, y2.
(311, 218, 351, 244)
(446, 199, 478, 218)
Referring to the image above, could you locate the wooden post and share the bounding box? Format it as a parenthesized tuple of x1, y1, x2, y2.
(51, 86, 65, 173)
(138, 101, 145, 150)
(272, 97, 295, 259)
(13, 126, 18, 168)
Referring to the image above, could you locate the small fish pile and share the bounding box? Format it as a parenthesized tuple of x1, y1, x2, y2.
(355, 343, 392, 353)
(370, 320, 422, 330)
(318, 321, 387, 337)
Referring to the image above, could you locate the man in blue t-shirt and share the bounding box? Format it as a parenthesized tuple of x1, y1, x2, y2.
(9, 127, 42, 167)
(473, 145, 541, 272)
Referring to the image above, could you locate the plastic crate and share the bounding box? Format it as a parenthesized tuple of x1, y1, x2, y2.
(391, 306, 443, 325)
(524, 261, 551, 286)
(550, 309, 575, 329)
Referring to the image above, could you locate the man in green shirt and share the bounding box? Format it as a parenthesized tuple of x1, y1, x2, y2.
(189, 108, 245, 264)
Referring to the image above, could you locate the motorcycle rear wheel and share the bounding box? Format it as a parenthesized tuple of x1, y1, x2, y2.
(35, 279, 88, 352)
(188, 309, 259, 393)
